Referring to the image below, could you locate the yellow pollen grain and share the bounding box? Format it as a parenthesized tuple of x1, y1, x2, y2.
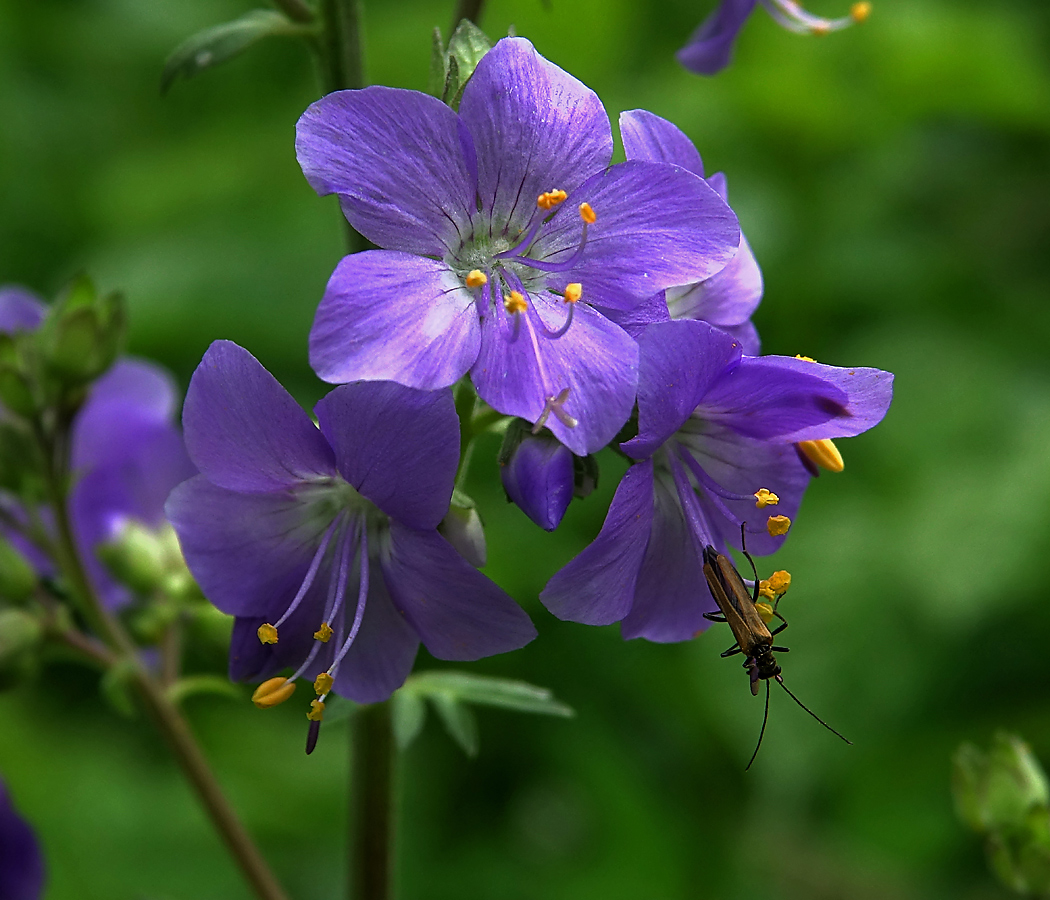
(314, 622, 334, 642)
(504, 290, 528, 315)
(564, 283, 582, 304)
(758, 581, 776, 602)
(850, 2, 871, 22)
(756, 601, 775, 625)
(767, 570, 792, 596)
(314, 672, 334, 695)
(578, 202, 596, 224)
(798, 438, 845, 473)
(795, 354, 817, 363)
(754, 488, 780, 508)
(252, 677, 296, 709)
(767, 515, 791, 537)
(307, 699, 326, 722)
(465, 269, 488, 289)
(537, 189, 568, 210)
(257, 623, 278, 644)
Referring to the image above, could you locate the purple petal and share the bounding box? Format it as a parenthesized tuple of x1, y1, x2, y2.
(667, 232, 763, 329)
(0, 779, 44, 900)
(623, 320, 742, 459)
(310, 251, 480, 389)
(599, 290, 671, 339)
(0, 286, 45, 334)
(534, 160, 740, 310)
(166, 477, 329, 618)
(701, 355, 894, 441)
(677, 0, 759, 75)
(459, 37, 613, 234)
(381, 522, 536, 660)
(540, 460, 655, 625)
(471, 292, 638, 456)
(500, 430, 575, 532)
(314, 382, 458, 530)
(85, 358, 178, 423)
(296, 86, 476, 256)
(183, 341, 336, 492)
(620, 475, 714, 642)
(619, 110, 704, 177)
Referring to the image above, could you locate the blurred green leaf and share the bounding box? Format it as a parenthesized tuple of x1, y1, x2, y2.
(165, 675, 241, 706)
(431, 693, 479, 757)
(391, 689, 426, 752)
(408, 670, 575, 718)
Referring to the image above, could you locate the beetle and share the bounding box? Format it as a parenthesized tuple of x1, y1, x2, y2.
(701, 534, 850, 769)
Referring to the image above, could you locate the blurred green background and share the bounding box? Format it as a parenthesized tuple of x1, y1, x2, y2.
(1, 0, 1049, 897)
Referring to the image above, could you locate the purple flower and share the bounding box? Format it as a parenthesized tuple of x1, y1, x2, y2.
(0, 778, 44, 900)
(166, 341, 536, 711)
(541, 320, 892, 642)
(617, 111, 763, 353)
(499, 423, 576, 532)
(296, 37, 740, 456)
(678, 0, 871, 75)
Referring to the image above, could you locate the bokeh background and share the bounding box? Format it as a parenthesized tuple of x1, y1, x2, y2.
(1, 0, 1049, 897)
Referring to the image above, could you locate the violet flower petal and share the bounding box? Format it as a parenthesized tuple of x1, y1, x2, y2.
(540, 459, 655, 625)
(471, 292, 639, 456)
(310, 251, 480, 389)
(183, 341, 336, 492)
(0, 287, 45, 334)
(619, 110, 704, 176)
(381, 522, 536, 660)
(296, 86, 476, 257)
(458, 37, 613, 233)
(0, 780, 44, 900)
(667, 232, 763, 329)
(677, 0, 759, 75)
(535, 160, 740, 309)
(84, 358, 178, 423)
(599, 290, 671, 339)
(315, 382, 458, 531)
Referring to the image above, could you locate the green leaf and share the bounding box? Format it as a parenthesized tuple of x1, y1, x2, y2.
(391, 689, 427, 751)
(407, 670, 575, 718)
(431, 693, 478, 757)
(161, 10, 308, 94)
(165, 675, 242, 706)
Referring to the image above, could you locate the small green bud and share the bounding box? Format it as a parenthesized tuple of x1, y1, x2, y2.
(0, 608, 43, 689)
(97, 521, 172, 595)
(40, 275, 127, 389)
(0, 537, 37, 604)
(953, 734, 1050, 834)
(438, 490, 487, 568)
(430, 19, 493, 109)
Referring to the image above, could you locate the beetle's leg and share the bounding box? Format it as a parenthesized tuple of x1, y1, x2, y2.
(721, 644, 743, 658)
(771, 645, 790, 652)
(703, 612, 728, 623)
(770, 620, 788, 637)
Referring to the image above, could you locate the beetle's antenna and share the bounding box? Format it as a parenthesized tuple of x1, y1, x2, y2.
(775, 676, 852, 745)
(739, 522, 760, 604)
(746, 679, 771, 770)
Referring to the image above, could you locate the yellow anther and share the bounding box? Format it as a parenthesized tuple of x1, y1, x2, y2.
(798, 438, 845, 473)
(756, 601, 775, 625)
(754, 488, 780, 509)
(504, 291, 528, 315)
(314, 672, 334, 695)
(578, 202, 596, 224)
(758, 582, 776, 602)
(850, 2, 871, 22)
(256, 623, 278, 645)
(465, 269, 488, 289)
(564, 283, 582, 304)
(537, 189, 568, 210)
(767, 515, 791, 537)
(313, 622, 334, 643)
(307, 699, 326, 722)
(795, 354, 816, 363)
(767, 570, 792, 595)
(252, 677, 296, 709)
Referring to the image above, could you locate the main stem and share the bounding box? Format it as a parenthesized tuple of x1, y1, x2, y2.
(349, 702, 396, 900)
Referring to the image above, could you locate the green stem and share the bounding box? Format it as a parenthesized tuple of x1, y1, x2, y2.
(451, 0, 486, 30)
(350, 702, 396, 900)
(272, 0, 315, 24)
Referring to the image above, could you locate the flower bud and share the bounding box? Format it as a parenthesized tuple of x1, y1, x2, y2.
(96, 520, 170, 595)
(499, 419, 574, 531)
(438, 490, 487, 568)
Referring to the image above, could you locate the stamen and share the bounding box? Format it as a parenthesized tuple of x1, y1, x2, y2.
(578, 203, 596, 224)
(754, 488, 780, 508)
(256, 623, 278, 644)
(314, 672, 334, 695)
(797, 438, 844, 473)
(504, 290, 528, 315)
(252, 677, 296, 709)
(307, 699, 325, 721)
(314, 622, 334, 642)
(537, 189, 567, 210)
(756, 601, 775, 624)
(762, 0, 861, 34)
(795, 354, 817, 362)
(851, 1, 871, 22)
(767, 570, 792, 596)
(465, 269, 488, 289)
(563, 283, 582, 304)
(325, 521, 372, 681)
(767, 515, 791, 537)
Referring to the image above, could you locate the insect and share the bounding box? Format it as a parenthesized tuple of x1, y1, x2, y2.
(702, 530, 851, 769)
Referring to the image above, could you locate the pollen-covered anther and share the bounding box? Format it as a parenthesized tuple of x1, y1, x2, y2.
(767, 515, 791, 537)
(798, 438, 845, 473)
(307, 699, 325, 722)
(563, 283, 582, 304)
(756, 601, 775, 625)
(313, 672, 334, 696)
(257, 623, 278, 644)
(767, 570, 792, 596)
(465, 269, 488, 289)
(795, 354, 817, 363)
(578, 202, 596, 224)
(754, 488, 780, 508)
(313, 622, 334, 642)
(537, 189, 568, 210)
(252, 677, 296, 709)
(850, 1, 872, 22)
(504, 290, 528, 315)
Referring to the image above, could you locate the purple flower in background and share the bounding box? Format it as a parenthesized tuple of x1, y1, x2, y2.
(678, 0, 871, 75)
(0, 778, 44, 900)
(541, 320, 892, 642)
(617, 111, 763, 353)
(296, 37, 740, 455)
(499, 424, 576, 532)
(166, 341, 536, 716)
(0, 286, 195, 608)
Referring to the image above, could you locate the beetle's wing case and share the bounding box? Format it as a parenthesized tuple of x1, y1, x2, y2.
(702, 545, 772, 657)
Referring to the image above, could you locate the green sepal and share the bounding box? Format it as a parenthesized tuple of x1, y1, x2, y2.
(431, 692, 479, 757)
(40, 275, 127, 390)
(0, 537, 38, 604)
(437, 490, 486, 568)
(165, 675, 242, 706)
(573, 453, 600, 499)
(161, 10, 314, 94)
(431, 19, 493, 110)
(427, 28, 447, 98)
